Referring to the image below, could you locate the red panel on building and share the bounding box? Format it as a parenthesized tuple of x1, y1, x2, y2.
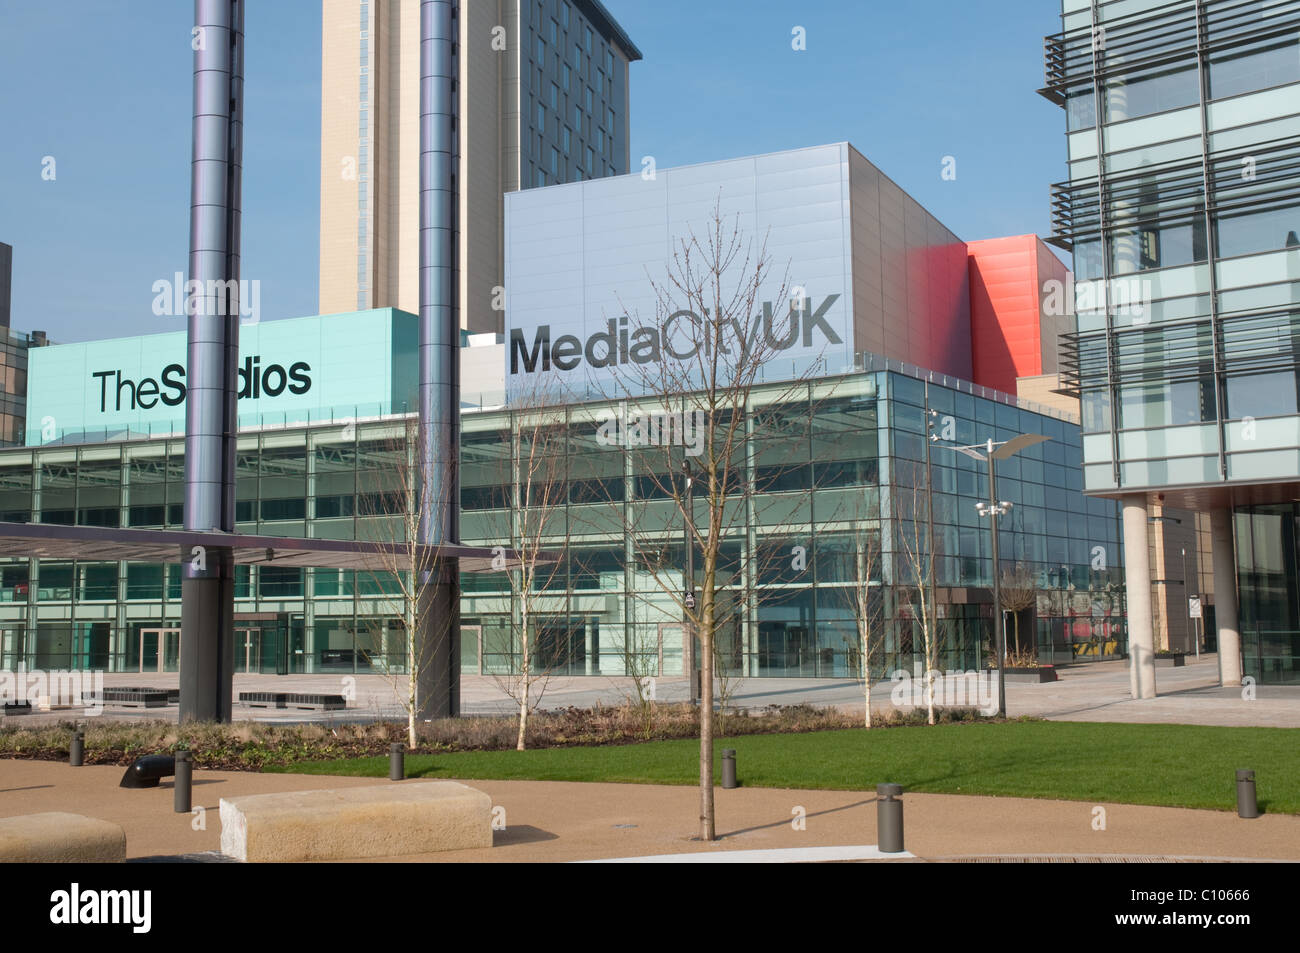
(967, 235, 1067, 396)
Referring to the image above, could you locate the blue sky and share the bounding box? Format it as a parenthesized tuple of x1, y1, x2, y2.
(0, 0, 1067, 343)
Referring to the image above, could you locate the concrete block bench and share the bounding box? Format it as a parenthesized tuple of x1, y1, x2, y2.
(0, 812, 127, 863)
(239, 692, 347, 711)
(219, 781, 492, 862)
(85, 689, 173, 708)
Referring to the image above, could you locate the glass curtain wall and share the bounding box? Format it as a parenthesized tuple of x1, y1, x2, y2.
(0, 367, 1125, 677)
(1050, 0, 1300, 491)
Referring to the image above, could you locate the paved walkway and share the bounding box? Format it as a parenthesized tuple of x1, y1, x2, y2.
(1, 760, 1296, 862)
(10, 653, 1299, 727)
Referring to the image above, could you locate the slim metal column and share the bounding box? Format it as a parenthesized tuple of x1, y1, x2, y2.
(180, 0, 243, 722)
(416, 0, 460, 719)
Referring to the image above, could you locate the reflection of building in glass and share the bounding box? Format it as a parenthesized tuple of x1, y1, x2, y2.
(1043, 0, 1300, 685)
(0, 359, 1123, 677)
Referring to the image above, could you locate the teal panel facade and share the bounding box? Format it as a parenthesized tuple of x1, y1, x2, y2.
(25, 309, 418, 445)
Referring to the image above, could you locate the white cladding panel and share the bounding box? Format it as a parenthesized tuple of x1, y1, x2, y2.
(505, 143, 856, 400)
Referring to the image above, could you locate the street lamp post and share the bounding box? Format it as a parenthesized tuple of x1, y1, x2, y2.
(976, 490, 1013, 719)
(932, 432, 1050, 720)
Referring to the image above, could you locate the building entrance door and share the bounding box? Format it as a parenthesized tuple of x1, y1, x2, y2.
(236, 628, 262, 674)
(139, 628, 181, 673)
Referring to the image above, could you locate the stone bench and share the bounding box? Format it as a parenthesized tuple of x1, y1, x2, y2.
(219, 781, 493, 862)
(0, 812, 127, 863)
(238, 692, 347, 711)
(85, 689, 172, 708)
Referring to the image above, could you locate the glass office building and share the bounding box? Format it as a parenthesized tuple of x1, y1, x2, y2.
(1043, 0, 1300, 684)
(0, 359, 1123, 678)
(318, 0, 641, 333)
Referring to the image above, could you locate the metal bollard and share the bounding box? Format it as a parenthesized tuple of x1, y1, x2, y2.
(1236, 769, 1259, 819)
(721, 749, 737, 789)
(69, 728, 84, 767)
(877, 783, 904, 853)
(173, 749, 192, 814)
(390, 743, 405, 781)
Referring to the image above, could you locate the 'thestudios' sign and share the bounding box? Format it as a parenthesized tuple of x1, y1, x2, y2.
(504, 144, 856, 399)
(26, 310, 418, 444)
(91, 356, 313, 413)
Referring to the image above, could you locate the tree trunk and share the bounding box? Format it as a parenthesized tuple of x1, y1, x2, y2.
(864, 674, 872, 728)
(925, 622, 936, 726)
(699, 620, 715, 841)
(517, 600, 529, 751)
(516, 667, 529, 751)
(407, 582, 417, 749)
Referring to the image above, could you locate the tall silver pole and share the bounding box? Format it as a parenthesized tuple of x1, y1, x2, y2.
(416, 0, 460, 718)
(181, 0, 242, 722)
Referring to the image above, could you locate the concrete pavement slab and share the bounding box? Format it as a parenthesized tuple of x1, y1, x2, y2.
(0, 759, 1296, 862)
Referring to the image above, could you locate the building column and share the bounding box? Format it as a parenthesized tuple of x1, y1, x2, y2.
(1209, 508, 1243, 686)
(181, 0, 243, 723)
(414, 0, 460, 719)
(1122, 494, 1156, 698)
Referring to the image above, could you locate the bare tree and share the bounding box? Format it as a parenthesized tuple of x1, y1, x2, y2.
(847, 525, 885, 727)
(999, 563, 1038, 662)
(355, 417, 459, 749)
(612, 591, 664, 739)
(582, 198, 843, 841)
(491, 385, 570, 751)
(891, 464, 943, 726)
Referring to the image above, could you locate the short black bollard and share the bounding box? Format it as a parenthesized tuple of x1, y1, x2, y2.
(69, 728, 84, 767)
(1236, 769, 1259, 819)
(721, 749, 737, 789)
(877, 782, 904, 853)
(390, 743, 405, 781)
(173, 749, 192, 814)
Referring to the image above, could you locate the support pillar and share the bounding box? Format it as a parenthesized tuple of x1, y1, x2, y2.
(1121, 494, 1156, 699)
(180, 0, 243, 722)
(416, 561, 459, 718)
(1210, 508, 1243, 687)
(414, 0, 460, 719)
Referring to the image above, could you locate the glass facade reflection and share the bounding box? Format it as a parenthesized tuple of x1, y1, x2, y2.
(1050, 0, 1300, 493)
(1045, 0, 1300, 683)
(1235, 503, 1300, 684)
(0, 361, 1124, 678)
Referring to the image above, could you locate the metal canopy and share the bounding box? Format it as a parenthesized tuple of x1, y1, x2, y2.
(0, 522, 538, 573)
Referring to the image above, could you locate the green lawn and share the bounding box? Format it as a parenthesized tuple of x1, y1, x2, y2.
(268, 720, 1300, 814)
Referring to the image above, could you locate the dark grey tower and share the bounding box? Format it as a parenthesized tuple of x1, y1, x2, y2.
(415, 0, 459, 719)
(0, 242, 12, 330)
(180, 0, 243, 722)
